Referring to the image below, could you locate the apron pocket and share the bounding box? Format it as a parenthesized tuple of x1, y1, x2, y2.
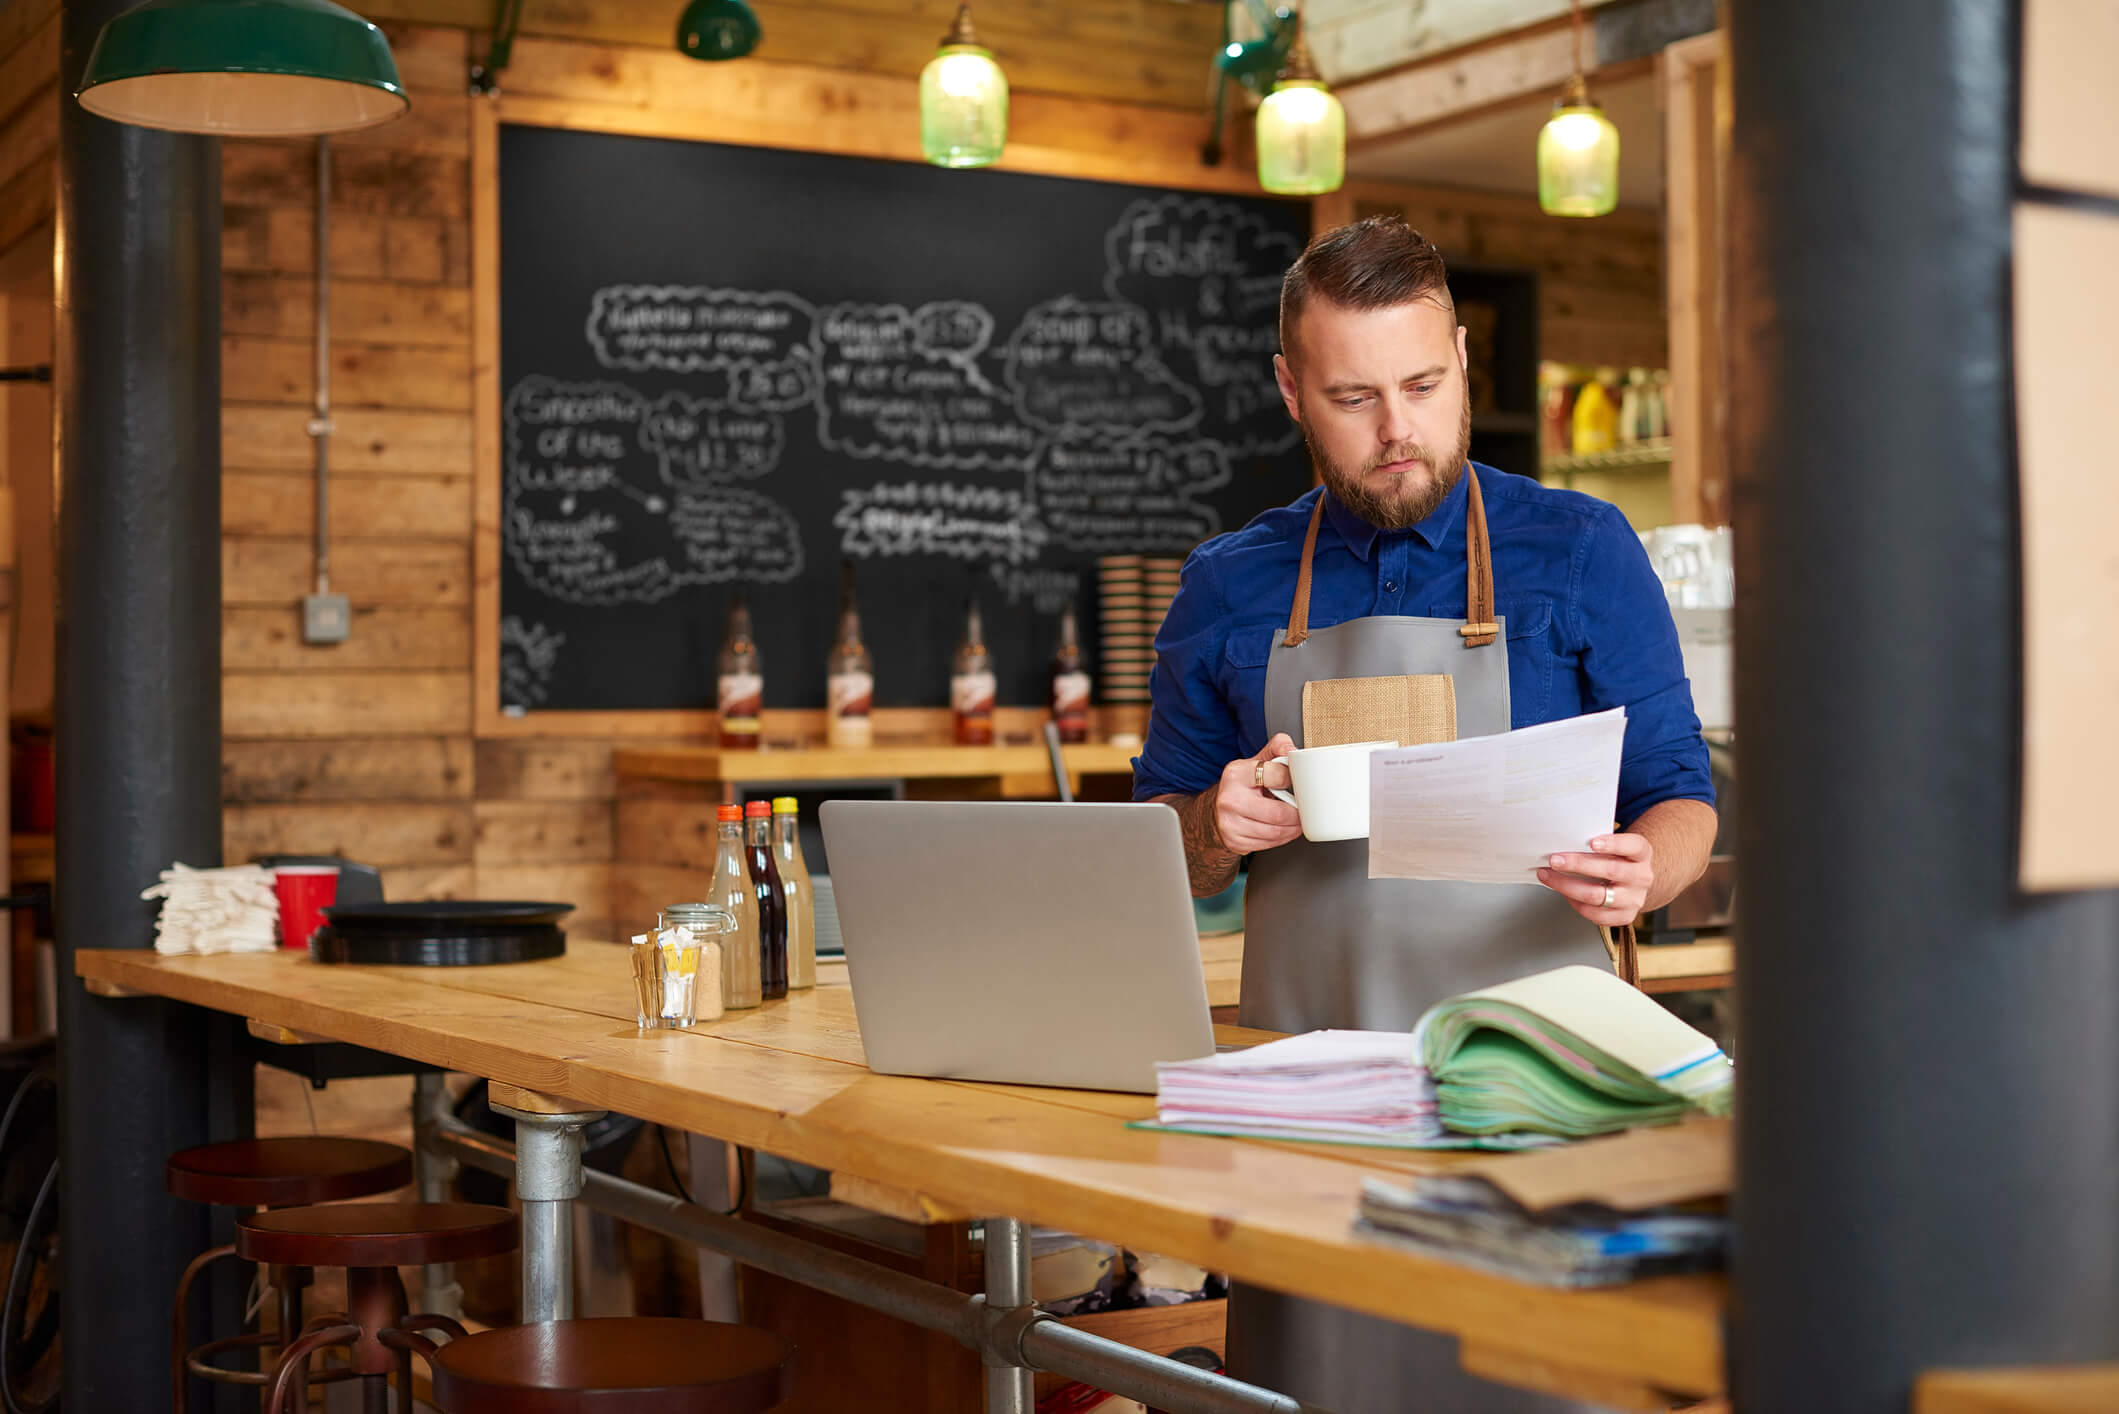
(1301, 674, 1458, 747)
(1435, 595, 1554, 725)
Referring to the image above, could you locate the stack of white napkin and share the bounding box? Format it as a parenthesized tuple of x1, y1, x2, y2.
(141, 863, 280, 955)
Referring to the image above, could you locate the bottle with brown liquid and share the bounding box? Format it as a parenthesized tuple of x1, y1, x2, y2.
(716, 592, 764, 750)
(951, 595, 996, 745)
(744, 800, 787, 1001)
(1049, 598, 1091, 744)
(826, 561, 874, 750)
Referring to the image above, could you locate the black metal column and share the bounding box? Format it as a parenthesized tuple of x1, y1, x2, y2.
(54, 0, 251, 1408)
(1728, 1, 2119, 1409)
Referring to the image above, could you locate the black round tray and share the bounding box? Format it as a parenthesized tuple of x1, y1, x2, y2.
(310, 922, 567, 967)
(322, 900, 574, 930)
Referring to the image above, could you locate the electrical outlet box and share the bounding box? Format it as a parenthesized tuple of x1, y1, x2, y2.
(302, 593, 351, 644)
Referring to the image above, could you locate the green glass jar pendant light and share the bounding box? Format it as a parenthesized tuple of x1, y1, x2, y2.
(1255, 13, 1344, 196)
(920, 4, 1008, 169)
(675, 0, 761, 61)
(1537, 0, 1620, 217)
(77, 0, 406, 136)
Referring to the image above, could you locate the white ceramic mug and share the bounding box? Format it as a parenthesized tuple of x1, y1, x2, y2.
(1267, 740, 1396, 843)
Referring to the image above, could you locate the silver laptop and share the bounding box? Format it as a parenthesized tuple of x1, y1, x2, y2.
(818, 801, 1216, 1093)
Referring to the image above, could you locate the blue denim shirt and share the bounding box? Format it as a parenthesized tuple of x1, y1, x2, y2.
(1131, 465, 1715, 826)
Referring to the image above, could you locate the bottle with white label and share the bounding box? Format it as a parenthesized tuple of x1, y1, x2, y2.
(826, 561, 874, 749)
(717, 591, 763, 751)
(951, 595, 996, 746)
(1050, 598, 1091, 744)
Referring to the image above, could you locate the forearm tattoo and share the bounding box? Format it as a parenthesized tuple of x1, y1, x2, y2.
(1156, 790, 1241, 898)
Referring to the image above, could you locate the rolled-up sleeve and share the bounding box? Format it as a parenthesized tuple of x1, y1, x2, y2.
(1572, 508, 1716, 824)
(1132, 551, 1240, 801)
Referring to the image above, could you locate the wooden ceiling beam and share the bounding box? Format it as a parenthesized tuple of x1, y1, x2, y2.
(1336, 0, 1711, 149)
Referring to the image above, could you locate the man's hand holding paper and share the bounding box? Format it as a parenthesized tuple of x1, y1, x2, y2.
(1368, 708, 1645, 925)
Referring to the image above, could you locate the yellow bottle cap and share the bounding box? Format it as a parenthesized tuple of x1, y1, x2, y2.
(772, 796, 798, 814)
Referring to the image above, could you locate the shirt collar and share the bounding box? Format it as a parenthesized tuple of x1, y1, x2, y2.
(1320, 462, 1473, 560)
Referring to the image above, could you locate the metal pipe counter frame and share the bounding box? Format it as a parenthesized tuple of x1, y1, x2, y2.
(424, 1113, 1325, 1414)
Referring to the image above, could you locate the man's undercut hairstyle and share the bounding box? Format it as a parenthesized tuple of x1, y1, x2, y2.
(1279, 216, 1454, 371)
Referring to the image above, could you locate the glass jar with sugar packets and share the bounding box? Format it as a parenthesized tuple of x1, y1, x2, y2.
(633, 904, 734, 1029)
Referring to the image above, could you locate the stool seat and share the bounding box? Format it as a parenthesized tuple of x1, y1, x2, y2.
(423, 1319, 792, 1414)
(167, 1136, 412, 1208)
(238, 1203, 519, 1269)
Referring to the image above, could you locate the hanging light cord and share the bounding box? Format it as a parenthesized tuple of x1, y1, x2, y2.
(1570, 0, 1586, 79)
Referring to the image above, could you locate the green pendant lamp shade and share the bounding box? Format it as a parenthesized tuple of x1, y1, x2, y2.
(1536, 1, 1619, 217)
(77, 0, 406, 136)
(675, 0, 761, 61)
(1537, 76, 1619, 216)
(920, 5, 1007, 169)
(1255, 20, 1343, 196)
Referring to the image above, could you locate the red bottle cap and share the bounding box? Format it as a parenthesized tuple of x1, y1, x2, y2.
(744, 800, 771, 818)
(717, 804, 742, 822)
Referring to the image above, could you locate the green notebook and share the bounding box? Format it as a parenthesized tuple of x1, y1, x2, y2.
(1414, 965, 1734, 1139)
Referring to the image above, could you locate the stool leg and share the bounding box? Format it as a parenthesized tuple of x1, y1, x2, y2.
(275, 1265, 309, 1353)
(264, 1322, 360, 1414)
(170, 1243, 237, 1414)
(490, 1101, 604, 1323)
(411, 1072, 463, 1321)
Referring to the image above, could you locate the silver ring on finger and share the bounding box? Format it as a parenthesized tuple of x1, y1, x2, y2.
(1602, 884, 1615, 909)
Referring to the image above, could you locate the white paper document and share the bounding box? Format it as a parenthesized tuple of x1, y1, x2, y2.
(1368, 708, 1628, 884)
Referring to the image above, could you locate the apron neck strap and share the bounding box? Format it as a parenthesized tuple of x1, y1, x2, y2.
(1283, 474, 1500, 649)
(1459, 470, 1499, 647)
(1282, 497, 1328, 647)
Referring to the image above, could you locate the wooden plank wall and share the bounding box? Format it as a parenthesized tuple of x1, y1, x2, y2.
(0, 0, 56, 264)
(218, 25, 630, 931)
(1323, 181, 1668, 370)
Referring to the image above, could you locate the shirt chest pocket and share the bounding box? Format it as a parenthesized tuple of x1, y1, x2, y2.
(1219, 625, 1281, 753)
(1428, 595, 1556, 725)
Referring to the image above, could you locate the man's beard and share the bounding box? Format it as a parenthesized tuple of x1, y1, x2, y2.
(1304, 393, 1473, 530)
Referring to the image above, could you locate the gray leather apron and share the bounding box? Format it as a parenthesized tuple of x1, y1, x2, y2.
(1228, 480, 1613, 1414)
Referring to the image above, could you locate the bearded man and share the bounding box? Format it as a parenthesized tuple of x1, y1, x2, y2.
(1133, 215, 1718, 1412)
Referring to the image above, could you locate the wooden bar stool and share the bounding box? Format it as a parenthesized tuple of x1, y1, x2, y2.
(239, 1201, 520, 1414)
(381, 1317, 794, 1413)
(166, 1136, 413, 1412)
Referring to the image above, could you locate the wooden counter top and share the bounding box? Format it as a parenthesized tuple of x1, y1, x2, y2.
(76, 944, 1725, 1406)
(614, 742, 1140, 785)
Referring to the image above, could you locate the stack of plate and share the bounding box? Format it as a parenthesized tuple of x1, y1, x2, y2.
(1098, 555, 1152, 704)
(1143, 557, 1183, 644)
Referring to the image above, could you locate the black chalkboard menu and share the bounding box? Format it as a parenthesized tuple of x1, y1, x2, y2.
(497, 124, 1312, 714)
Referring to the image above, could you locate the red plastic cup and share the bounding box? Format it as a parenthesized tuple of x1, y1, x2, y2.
(273, 864, 339, 951)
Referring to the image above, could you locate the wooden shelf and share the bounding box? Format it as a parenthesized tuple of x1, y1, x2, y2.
(1540, 440, 1675, 477)
(615, 742, 1141, 785)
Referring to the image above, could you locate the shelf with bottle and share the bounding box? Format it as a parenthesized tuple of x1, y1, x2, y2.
(1539, 361, 1672, 462)
(1540, 438, 1675, 478)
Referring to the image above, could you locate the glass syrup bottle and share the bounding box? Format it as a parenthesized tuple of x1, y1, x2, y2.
(771, 796, 815, 990)
(744, 800, 787, 1001)
(709, 804, 762, 1009)
(717, 592, 763, 750)
(826, 562, 874, 750)
(1049, 598, 1091, 744)
(951, 595, 996, 746)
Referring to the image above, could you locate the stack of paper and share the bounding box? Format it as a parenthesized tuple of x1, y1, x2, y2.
(1354, 1119, 1732, 1286)
(1355, 1172, 1726, 1288)
(1415, 965, 1734, 1138)
(1152, 1030, 1447, 1146)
